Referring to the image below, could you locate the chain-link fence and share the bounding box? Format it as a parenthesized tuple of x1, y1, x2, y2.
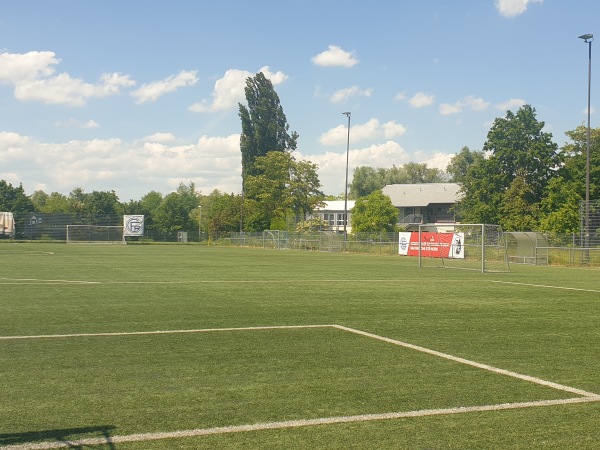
(3, 212, 206, 243)
(3, 212, 600, 267)
(222, 231, 404, 256)
(580, 199, 600, 248)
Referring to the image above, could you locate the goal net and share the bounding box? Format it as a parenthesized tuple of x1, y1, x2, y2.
(66, 225, 125, 244)
(416, 224, 509, 273)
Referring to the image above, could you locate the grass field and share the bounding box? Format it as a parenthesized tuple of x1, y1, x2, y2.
(1, 242, 600, 449)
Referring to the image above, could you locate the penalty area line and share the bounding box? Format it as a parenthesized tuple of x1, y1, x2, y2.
(4, 396, 600, 450)
(0, 277, 98, 285)
(0, 324, 335, 341)
(333, 325, 599, 398)
(491, 280, 600, 294)
(102, 279, 411, 284)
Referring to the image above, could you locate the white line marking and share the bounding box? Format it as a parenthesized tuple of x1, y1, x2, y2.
(0, 325, 334, 340)
(0, 251, 53, 256)
(333, 325, 599, 397)
(3, 325, 599, 449)
(93, 279, 408, 284)
(491, 280, 600, 293)
(4, 397, 599, 450)
(0, 277, 98, 285)
(0, 278, 406, 286)
(4, 324, 596, 398)
(3, 324, 599, 398)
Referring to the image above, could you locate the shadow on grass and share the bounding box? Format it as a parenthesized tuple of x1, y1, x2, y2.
(0, 425, 116, 448)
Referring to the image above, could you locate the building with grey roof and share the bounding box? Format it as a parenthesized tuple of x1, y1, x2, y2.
(381, 183, 462, 225)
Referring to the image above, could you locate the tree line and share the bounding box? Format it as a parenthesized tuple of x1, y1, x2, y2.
(347, 105, 599, 235)
(1, 71, 598, 237)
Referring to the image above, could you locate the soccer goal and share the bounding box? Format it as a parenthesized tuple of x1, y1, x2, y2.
(417, 224, 509, 273)
(66, 225, 126, 244)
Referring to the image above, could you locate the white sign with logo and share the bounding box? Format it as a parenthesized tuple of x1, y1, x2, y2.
(124, 215, 145, 237)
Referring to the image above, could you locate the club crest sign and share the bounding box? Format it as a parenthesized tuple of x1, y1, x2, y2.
(124, 215, 144, 237)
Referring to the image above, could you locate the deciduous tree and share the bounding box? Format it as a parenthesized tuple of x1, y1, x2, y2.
(349, 163, 445, 198)
(561, 125, 600, 201)
(456, 105, 560, 226)
(202, 190, 242, 236)
(351, 190, 398, 233)
(446, 146, 484, 183)
(539, 177, 582, 234)
(0, 180, 33, 212)
(244, 152, 324, 231)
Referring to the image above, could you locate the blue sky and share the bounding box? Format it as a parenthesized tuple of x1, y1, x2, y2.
(0, 0, 597, 201)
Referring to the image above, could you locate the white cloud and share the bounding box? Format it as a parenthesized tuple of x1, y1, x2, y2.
(189, 66, 288, 113)
(0, 51, 136, 105)
(0, 51, 199, 106)
(422, 152, 454, 171)
(318, 124, 351, 147)
(13, 71, 135, 106)
(382, 121, 407, 139)
(409, 92, 435, 108)
(439, 102, 463, 115)
(311, 45, 359, 68)
(318, 118, 407, 146)
(144, 132, 176, 143)
(2, 126, 457, 200)
(395, 91, 407, 101)
(495, 98, 526, 111)
(54, 119, 100, 129)
(495, 0, 543, 18)
(463, 95, 490, 111)
(300, 141, 409, 195)
(260, 66, 288, 85)
(0, 51, 58, 83)
(330, 86, 373, 103)
(0, 130, 243, 200)
(84, 120, 100, 129)
(440, 95, 490, 115)
(352, 119, 388, 142)
(131, 70, 198, 103)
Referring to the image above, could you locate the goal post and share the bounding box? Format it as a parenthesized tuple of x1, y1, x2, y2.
(415, 224, 509, 273)
(66, 225, 126, 244)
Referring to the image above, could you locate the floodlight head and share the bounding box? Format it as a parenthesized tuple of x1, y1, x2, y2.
(342, 111, 351, 117)
(579, 34, 594, 42)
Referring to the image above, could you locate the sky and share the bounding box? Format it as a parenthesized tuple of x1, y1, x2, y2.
(0, 0, 598, 202)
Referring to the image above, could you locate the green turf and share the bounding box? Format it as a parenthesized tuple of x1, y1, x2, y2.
(1, 242, 600, 449)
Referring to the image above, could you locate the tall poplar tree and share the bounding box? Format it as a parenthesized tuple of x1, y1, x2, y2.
(238, 72, 298, 192)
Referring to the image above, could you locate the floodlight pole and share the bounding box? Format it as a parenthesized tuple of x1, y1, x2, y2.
(579, 33, 593, 253)
(342, 112, 351, 248)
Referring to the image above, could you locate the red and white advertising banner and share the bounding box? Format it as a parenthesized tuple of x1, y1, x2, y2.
(398, 232, 464, 259)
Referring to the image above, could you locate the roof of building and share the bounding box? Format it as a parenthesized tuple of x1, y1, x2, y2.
(381, 183, 462, 207)
(316, 200, 356, 211)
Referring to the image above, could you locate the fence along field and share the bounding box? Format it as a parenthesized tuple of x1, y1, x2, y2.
(1, 243, 600, 449)
(5, 211, 600, 267)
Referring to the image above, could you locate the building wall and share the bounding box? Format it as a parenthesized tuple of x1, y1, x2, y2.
(319, 211, 350, 234)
